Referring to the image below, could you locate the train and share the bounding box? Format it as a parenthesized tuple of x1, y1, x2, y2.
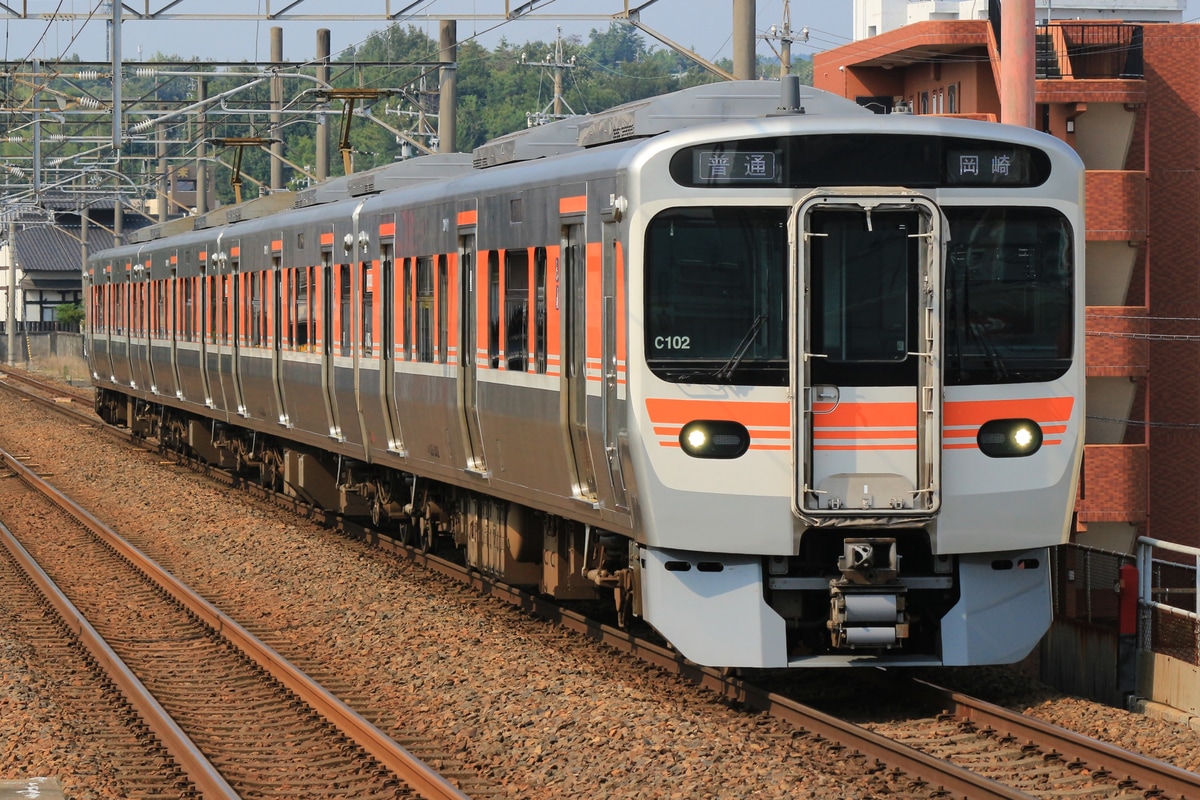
(85, 78, 1085, 668)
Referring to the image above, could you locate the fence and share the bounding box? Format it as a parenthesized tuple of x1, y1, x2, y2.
(1051, 543, 1133, 627)
(1137, 537, 1200, 666)
(0, 320, 81, 335)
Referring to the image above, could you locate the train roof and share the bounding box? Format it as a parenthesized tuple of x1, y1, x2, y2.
(121, 80, 869, 247)
(472, 78, 867, 168)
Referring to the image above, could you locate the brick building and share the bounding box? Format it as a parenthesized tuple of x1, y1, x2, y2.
(814, 18, 1200, 552)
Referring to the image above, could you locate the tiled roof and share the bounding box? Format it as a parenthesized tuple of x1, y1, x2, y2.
(16, 225, 90, 274)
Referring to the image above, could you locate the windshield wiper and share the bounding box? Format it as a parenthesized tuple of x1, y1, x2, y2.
(714, 313, 768, 382)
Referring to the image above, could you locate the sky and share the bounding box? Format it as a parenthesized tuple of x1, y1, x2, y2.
(2, 1, 1194, 68)
(0, 0, 854, 66)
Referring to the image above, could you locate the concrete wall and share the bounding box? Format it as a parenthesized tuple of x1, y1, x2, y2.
(1, 332, 90, 386)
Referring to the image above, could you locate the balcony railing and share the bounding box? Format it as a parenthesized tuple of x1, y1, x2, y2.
(990, 1, 1144, 79)
(1037, 24, 1145, 80)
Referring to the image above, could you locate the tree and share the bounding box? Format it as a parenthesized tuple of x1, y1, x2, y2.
(55, 303, 85, 328)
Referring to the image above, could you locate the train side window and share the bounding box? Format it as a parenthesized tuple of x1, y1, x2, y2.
(417, 255, 434, 363)
(250, 272, 263, 347)
(182, 278, 192, 343)
(487, 251, 500, 368)
(339, 263, 352, 357)
(155, 281, 165, 338)
(437, 253, 448, 364)
(362, 260, 374, 357)
(295, 267, 310, 349)
(534, 246, 547, 374)
(401, 257, 412, 360)
(206, 276, 217, 344)
(380, 244, 393, 361)
(505, 248, 530, 371)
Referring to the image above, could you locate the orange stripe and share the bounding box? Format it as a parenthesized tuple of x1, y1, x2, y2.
(457, 210, 477, 227)
(229, 246, 241, 258)
(271, 239, 283, 252)
(169, 254, 178, 265)
(199, 251, 207, 261)
(559, 195, 586, 215)
(814, 402, 917, 429)
(645, 398, 789, 429)
(943, 397, 1074, 426)
(379, 222, 396, 237)
(320, 232, 334, 246)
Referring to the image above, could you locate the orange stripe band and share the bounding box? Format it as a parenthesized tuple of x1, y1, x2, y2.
(457, 210, 477, 227)
(379, 222, 396, 237)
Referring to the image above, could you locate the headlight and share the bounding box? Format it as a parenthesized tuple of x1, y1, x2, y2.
(679, 420, 750, 459)
(977, 418, 1043, 458)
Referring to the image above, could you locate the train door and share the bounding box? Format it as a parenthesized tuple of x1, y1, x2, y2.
(199, 254, 215, 407)
(379, 241, 402, 452)
(562, 223, 598, 502)
(228, 246, 246, 415)
(322, 252, 342, 438)
(792, 194, 941, 520)
(271, 251, 286, 421)
(458, 232, 486, 473)
(601, 219, 629, 512)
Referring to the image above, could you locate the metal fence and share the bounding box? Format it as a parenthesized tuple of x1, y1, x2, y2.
(1137, 537, 1200, 666)
(0, 321, 80, 334)
(1051, 543, 1133, 627)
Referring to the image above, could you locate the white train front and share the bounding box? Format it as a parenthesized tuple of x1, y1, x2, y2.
(86, 80, 1085, 668)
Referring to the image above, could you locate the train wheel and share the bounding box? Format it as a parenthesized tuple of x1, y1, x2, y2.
(259, 449, 283, 493)
(370, 491, 388, 529)
(417, 516, 434, 553)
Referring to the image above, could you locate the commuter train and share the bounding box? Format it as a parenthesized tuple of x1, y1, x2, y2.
(85, 79, 1085, 668)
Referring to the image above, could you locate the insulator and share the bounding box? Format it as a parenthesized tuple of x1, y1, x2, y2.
(78, 97, 103, 109)
(135, 67, 157, 77)
(75, 70, 100, 80)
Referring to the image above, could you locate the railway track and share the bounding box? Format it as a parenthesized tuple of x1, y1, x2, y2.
(2, 367, 1198, 799)
(0, 442, 475, 800)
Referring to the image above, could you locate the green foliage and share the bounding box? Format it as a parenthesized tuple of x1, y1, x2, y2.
(55, 302, 85, 327)
(1, 22, 815, 205)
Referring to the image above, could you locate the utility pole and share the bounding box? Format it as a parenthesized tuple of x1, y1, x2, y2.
(270, 27, 284, 192)
(764, 1, 807, 77)
(7, 221, 16, 366)
(316, 29, 330, 180)
(438, 20, 457, 154)
(733, 0, 756, 80)
(522, 27, 576, 127)
(196, 75, 208, 215)
(111, 1, 124, 245)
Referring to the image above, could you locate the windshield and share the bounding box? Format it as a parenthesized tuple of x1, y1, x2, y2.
(644, 206, 788, 385)
(944, 207, 1073, 384)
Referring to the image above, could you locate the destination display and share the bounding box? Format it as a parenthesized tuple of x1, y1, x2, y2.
(694, 150, 780, 183)
(671, 134, 1050, 189)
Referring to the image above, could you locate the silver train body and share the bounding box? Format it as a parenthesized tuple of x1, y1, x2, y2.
(86, 81, 1085, 668)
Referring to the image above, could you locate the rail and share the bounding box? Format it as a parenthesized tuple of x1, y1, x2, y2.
(1137, 536, 1200, 666)
(0, 442, 472, 800)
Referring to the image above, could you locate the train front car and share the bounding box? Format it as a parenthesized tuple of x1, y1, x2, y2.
(622, 84, 1084, 668)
